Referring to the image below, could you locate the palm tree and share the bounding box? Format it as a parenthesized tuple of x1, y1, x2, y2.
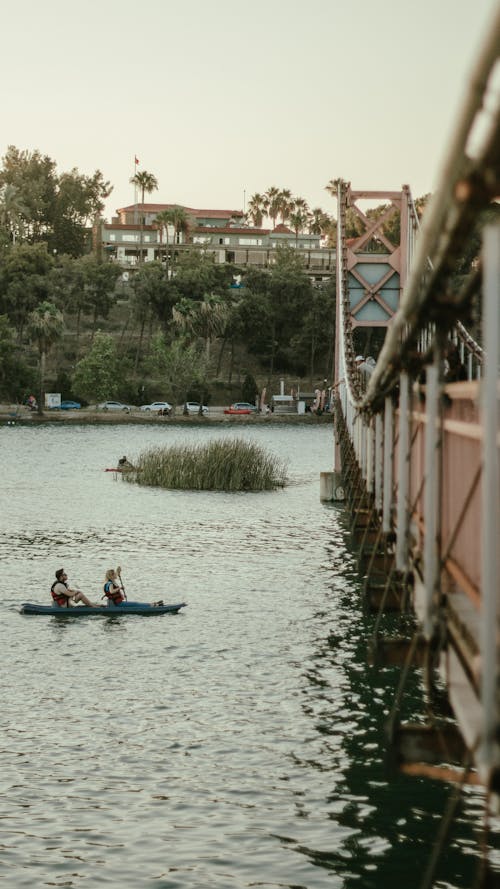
(129, 170, 159, 216)
(246, 193, 266, 227)
(292, 196, 310, 216)
(309, 208, 330, 235)
(26, 301, 64, 414)
(170, 206, 190, 244)
(173, 295, 228, 362)
(325, 178, 341, 200)
(277, 189, 293, 224)
(154, 209, 174, 270)
(129, 170, 159, 262)
(289, 210, 309, 248)
(265, 186, 281, 229)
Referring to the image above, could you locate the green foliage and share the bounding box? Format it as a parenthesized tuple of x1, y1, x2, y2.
(0, 242, 55, 336)
(149, 334, 207, 407)
(27, 300, 64, 351)
(79, 256, 121, 331)
(131, 261, 175, 334)
(0, 314, 35, 399)
(26, 300, 64, 411)
(126, 438, 287, 491)
(243, 246, 314, 374)
(242, 373, 258, 404)
(72, 330, 122, 403)
(0, 146, 110, 255)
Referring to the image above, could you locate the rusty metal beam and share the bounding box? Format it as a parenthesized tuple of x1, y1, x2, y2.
(368, 635, 433, 668)
(389, 723, 469, 768)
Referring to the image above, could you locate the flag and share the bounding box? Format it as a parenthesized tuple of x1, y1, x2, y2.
(134, 156, 139, 165)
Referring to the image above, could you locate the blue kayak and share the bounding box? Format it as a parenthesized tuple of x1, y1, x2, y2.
(20, 602, 187, 616)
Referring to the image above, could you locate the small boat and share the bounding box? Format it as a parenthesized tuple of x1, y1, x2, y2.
(20, 602, 187, 617)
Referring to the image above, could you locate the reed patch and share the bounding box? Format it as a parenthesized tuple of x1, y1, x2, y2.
(124, 438, 288, 491)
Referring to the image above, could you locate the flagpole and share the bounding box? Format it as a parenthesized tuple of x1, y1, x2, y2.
(133, 155, 139, 224)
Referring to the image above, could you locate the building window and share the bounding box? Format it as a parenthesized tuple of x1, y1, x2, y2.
(122, 234, 138, 242)
(238, 238, 262, 246)
(109, 233, 116, 241)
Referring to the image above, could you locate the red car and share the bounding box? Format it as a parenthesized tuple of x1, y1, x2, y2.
(224, 402, 258, 415)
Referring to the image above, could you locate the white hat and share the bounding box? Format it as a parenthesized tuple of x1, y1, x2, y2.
(355, 355, 364, 362)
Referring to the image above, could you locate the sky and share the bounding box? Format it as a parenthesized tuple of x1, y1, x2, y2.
(2, 0, 499, 221)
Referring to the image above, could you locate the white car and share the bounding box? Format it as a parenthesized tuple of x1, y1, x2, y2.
(140, 401, 172, 413)
(183, 401, 209, 415)
(97, 401, 131, 412)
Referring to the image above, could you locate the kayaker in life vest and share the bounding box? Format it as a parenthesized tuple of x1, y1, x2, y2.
(103, 568, 126, 605)
(51, 569, 98, 607)
(102, 568, 164, 607)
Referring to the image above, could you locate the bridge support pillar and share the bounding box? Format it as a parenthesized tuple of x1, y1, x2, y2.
(320, 471, 345, 501)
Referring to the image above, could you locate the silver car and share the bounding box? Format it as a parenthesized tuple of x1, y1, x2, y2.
(183, 402, 208, 415)
(97, 401, 131, 413)
(140, 401, 172, 413)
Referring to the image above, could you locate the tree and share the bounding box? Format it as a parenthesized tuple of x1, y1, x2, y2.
(129, 170, 159, 262)
(0, 146, 57, 242)
(79, 255, 121, 335)
(246, 193, 267, 228)
(277, 189, 293, 224)
(309, 207, 331, 236)
(72, 330, 122, 404)
(169, 205, 191, 244)
(173, 294, 228, 362)
(51, 169, 112, 256)
(130, 261, 178, 361)
(149, 334, 207, 411)
(289, 210, 309, 247)
(0, 183, 28, 244)
(130, 170, 159, 217)
(0, 146, 111, 255)
(265, 186, 281, 229)
(47, 254, 89, 342)
(26, 300, 64, 413)
(243, 246, 313, 376)
(0, 242, 55, 339)
(242, 372, 258, 405)
(0, 314, 34, 399)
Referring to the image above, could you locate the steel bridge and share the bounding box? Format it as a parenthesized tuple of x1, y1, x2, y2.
(322, 4, 500, 849)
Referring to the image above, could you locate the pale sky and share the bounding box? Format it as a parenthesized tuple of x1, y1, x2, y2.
(3, 0, 499, 221)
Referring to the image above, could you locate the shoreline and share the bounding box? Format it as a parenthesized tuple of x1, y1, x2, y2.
(1, 407, 334, 426)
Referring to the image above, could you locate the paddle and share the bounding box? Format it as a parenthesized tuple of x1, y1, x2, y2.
(116, 565, 127, 600)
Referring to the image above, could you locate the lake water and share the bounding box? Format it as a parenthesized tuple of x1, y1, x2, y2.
(0, 422, 496, 888)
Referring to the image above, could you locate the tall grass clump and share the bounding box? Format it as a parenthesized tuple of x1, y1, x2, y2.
(125, 439, 287, 491)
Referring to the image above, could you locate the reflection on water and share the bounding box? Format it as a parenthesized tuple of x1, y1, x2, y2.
(0, 423, 496, 887)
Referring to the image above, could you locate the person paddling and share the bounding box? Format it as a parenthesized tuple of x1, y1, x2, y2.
(103, 568, 127, 605)
(102, 568, 163, 607)
(51, 569, 98, 608)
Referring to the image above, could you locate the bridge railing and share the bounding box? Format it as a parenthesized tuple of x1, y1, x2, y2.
(331, 4, 500, 788)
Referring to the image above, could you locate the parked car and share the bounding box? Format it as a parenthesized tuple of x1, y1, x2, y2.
(97, 401, 131, 413)
(140, 401, 172, 414)
(183, 401, 209, 415)
(224, 402, 258, 415)
(60, 400, 81, 410)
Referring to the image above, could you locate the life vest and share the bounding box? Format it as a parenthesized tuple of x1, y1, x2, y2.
(103, 580, 124, 605)
(51, 580, 69, 607)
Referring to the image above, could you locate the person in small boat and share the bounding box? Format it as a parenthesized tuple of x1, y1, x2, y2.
(103, 568, 163, 607)
(103, 568, 128, 605)
(51, 569, 98, 608)
(118, 456, 135, 472)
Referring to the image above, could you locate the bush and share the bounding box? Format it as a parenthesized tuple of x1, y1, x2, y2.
(242, 373, 258, 405)
(124, 438, 287, 492)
